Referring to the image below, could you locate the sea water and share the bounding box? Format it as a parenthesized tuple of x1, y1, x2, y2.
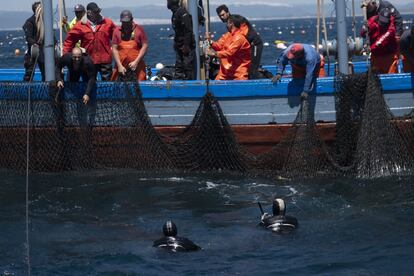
(0, 16, 400, 69)
(1, 170, 414, 275)
(1, 17, 414, 275)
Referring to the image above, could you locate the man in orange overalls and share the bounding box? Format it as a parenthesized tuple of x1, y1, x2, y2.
(206, 15, 251, 80)
(111, 10, 148, 81)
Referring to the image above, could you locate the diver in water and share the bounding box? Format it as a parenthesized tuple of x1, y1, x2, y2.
(153, 220, 201, 252)
(259, 198, 298, 234)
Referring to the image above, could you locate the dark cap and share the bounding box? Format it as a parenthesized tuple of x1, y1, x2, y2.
(86, 2, 101, 13)
(287, 43, 304, 59)
(73, 4, 85, 12)
(120, 10, 133, 23)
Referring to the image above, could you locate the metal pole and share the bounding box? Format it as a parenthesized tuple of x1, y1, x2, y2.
(43, 0, 56, 81)
(204, 0, 210, 36)
(188, 0, 201, 80)
(58, 0, 63, 56)
(335, 0, 349, 75)
(316, 0, 320, 49)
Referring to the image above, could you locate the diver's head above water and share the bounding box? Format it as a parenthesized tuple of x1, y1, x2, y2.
(272, 198, 286, 216)
(163, 220, 177, 237)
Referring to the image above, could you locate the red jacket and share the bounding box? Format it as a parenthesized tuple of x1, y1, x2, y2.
(63, 18, 116, 64)
(362, 15, 397, 56)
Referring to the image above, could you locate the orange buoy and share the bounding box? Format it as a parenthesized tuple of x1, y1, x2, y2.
(14, 49, 20, 56)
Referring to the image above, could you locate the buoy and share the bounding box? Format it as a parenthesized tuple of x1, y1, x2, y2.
(301, 30, 306, 34)
(263, 42, 270, 47)
(290, 30, 295, 34)
(274, 40, 287, 45)
(14, 49, 20, 56)
(155, 63, 164, 70)
(277, 31, 282, 35)
(276, 43, 287, 50)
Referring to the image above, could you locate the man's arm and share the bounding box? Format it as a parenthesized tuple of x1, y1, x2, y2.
(180, 9, 194, 49)
(276, 51, 289, 76)
(401, 48, 414, 67)
(304, 58, 318, 93)
(84, 57, 97, 97)
(130, 26, 149, 70)
(216, 34, 246, 58)
(386, 3, 403, 37)
(23, 20, 37, 45)
(63, 25, 82, 55)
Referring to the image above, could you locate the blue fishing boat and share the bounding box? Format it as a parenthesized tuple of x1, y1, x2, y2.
(0, 0, 413, 155)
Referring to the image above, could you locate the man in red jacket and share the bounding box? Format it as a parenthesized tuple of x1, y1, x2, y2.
(361, 8, 398, 74)
(63, 2, 115, 80)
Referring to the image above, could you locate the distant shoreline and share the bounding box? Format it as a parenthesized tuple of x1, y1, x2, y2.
(1, 13, 413, 31)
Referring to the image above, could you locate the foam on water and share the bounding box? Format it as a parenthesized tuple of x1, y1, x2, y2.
(1, 171, 414, 274)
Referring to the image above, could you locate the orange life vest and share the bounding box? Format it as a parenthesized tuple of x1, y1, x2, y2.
(111, 33, 146, 81)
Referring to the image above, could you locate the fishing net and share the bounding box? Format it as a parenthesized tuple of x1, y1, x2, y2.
(0, 70, 413, 179)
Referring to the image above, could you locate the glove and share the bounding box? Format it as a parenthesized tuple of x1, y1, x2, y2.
(361, 22, 369, 35)
(271, 74, 282, 84)
(300, 91, 308, 100)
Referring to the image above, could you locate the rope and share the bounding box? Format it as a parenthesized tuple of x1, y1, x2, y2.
(321, 0, 331, 76)
(316, 0, 321, 49)
(351, 0, 357, 40)
(25, 53, 38, 276)
(35, 4, 44, 45)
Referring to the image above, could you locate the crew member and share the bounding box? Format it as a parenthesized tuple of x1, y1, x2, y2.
(167, 0, 196, 80)
(361, 8, 398, 74)
(259, 198, 298, 234)
(400, 25, 414, 73)
(111, 10, 148, 81)
(56, 47, 96, 105)
(153, 221, 201, 252)
(215, 4, 263, 79)
(272, 43, 321, 98)
(362, 0, 403, 40)
(206, 15, 250, 80)
(62, 4, 86, 33)
(23, 1, 45, 81)
(63, 2, 116, 81)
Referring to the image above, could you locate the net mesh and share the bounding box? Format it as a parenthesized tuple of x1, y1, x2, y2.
(1, 71, 413, 179)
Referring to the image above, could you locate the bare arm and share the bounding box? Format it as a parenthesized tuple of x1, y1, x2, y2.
(112, 44, 126, 75)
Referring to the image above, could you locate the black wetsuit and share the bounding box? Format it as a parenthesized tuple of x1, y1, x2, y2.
(170, 5, 196, 80)
(55, 53, 96, 97)
(23, 14, 45, 81)
(153, 236, 201, 252)
(237, 15, 263, 79)
(260, 214, 298, 234)
(367, 0, 403, 37)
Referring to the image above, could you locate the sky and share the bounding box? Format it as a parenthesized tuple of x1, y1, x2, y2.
(3, 0, 314, 11)
(3, 0, 414, 12)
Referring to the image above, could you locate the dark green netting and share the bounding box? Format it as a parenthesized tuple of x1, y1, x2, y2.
(1, 71, 413, 179)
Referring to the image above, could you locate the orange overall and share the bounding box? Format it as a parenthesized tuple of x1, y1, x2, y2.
(291, 63, 321, 79)
(111, 38, 146, 81)
(212, 28, 251, 80)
